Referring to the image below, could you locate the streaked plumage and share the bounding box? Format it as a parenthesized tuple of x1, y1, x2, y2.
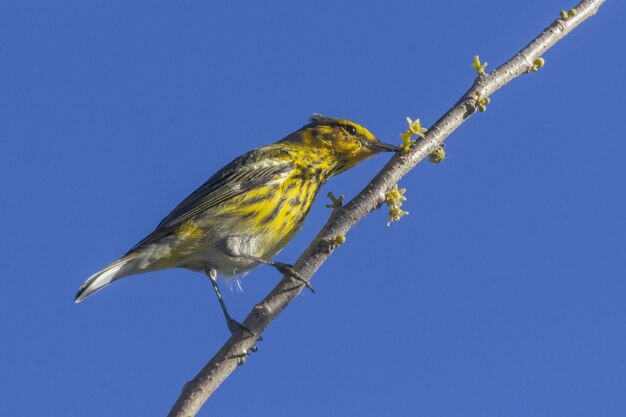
(75, 115, 399, 303)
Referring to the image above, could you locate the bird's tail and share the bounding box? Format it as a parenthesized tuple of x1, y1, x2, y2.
(74, 253, 139, 303)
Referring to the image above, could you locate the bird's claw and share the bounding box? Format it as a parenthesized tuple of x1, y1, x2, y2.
(226, 320, 262, 360)
(274, 262, 315, 293)
(227, 318, 263, 342)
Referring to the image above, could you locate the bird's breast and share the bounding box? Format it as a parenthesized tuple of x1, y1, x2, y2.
(176, 169, 325, 275)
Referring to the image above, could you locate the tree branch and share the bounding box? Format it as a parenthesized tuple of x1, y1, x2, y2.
(167, 1, 605, 415)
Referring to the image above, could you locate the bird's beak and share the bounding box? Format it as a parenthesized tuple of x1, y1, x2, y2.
(364, 139, 401, 153)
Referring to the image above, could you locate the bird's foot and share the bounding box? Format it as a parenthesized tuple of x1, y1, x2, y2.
(272, 262, 315, 293)
(227, 318, 262, 341)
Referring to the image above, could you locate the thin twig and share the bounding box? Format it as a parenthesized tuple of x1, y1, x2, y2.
(167, 1, 605, 415)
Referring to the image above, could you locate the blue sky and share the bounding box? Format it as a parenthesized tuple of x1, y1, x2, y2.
(1, 1, 625, 416)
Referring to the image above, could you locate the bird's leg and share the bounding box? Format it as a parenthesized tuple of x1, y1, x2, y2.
(236, 253, 315, 293)
(204, 267, 259, 342)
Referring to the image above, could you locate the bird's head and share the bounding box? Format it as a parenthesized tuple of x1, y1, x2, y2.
(288, 114, 399, 174)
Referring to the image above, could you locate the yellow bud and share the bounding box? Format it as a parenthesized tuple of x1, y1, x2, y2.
(478, 104, 487, 112)
(385, 184, 409, 226)
(325, 192, 344, 209)
(334, 235, 346, 245)
(534, 57, 545, 68)
(568, 9, 577, 17)
(429, 146, 446, 164)
(560, 10, 569, 19)
(472, 55, 488, 75)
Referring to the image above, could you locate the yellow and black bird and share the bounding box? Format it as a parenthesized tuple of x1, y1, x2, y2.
(75, 114, 399, 330)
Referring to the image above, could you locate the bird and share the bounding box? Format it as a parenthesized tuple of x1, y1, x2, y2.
(75, 114, 400, 331)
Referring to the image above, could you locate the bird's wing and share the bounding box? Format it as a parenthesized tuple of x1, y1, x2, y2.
(155, 147, 294, 230)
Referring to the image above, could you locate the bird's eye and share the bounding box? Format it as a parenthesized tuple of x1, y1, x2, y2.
(345, 125, 357, 135)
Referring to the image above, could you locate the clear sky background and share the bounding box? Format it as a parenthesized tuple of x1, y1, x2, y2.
(1, 1, 625, 416)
